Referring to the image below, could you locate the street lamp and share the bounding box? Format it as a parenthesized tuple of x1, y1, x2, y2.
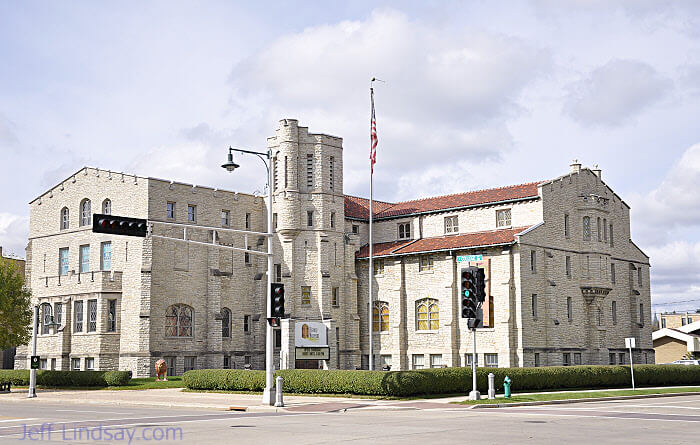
(222, 146, 276, 406)
(28, 303, 58, 398)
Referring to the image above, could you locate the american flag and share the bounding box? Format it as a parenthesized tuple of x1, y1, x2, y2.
(370, 88, 377, 173)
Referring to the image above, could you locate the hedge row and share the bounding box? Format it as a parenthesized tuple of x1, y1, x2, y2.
(183, 365, 700, 397)
(0, 370, 131, 387)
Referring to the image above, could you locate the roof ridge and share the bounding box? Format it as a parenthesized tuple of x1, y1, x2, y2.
(344, 194, 395, 206)
(382, 181, 542, 207)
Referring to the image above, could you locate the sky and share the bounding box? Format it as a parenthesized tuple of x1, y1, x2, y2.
(1, 0, 700, 313)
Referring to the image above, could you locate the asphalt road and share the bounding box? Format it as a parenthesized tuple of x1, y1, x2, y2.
(0, 395, 699, 444)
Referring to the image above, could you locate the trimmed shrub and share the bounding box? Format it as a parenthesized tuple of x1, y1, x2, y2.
(183, 365, 700, 397)
(0, 370, 131, 387)
(182, 369, 266, 391)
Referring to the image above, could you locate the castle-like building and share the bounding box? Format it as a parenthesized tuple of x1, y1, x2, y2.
(16, 119, 653, 376)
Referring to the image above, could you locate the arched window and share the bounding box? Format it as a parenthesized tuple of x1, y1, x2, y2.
(60, 207, 69, 230)
(102, 199, 111, 215)
(416, 298, 439, 331)
(221, 308, 231, 338)
(41, 303, 53, 335)
(372, 301, 389, 332)
(80, 199, 91, 226)
(165, 304, 193, 337)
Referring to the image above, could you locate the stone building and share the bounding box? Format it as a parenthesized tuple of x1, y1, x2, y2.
(15, 119, 653, 375)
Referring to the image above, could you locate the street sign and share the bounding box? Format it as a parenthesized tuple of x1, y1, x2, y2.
(30, 356, 40, 370)
(295, 347, 330, 360)
(456, 255, 483, 263)
(625, 337, 636, 349)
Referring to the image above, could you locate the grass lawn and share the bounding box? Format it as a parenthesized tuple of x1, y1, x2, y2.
(453, 386, 700, 405)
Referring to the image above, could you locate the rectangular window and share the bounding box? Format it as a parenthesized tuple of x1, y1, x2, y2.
(564, 214, 570, 238)
(59, 248, 69, 276)
(603, 218, 608, 240)
(612, 301, 617, 325)
(332, 287, 339, 307)
(274, 264, 282, 282)
(243, 315, 250, 333)
(444, 216, 459, 234)
(373, 259, 384, 275)
(574, 353, 582, 365)
(567, 297, 573, 320)
(329, 156, 334, 191)
(609, 353, 616, 365)
(244, 356, 252, 367)
(534, 353, 540, 367)
(55, 303, 62, 326)
(466, 353, 479, 368)
(563, 353, 571, 366)
(108, 299, 117, 332)
(87, 299, 97, 332)
(165, 357, 176, 376)
(419, 255, 433, 272)
(661, 318, 666, 328)
(639, 303, 644, 325)
(284, 156, 288, 188)
(412, 354, 425, 369)
(221, 210, 230, 227)
(306, 154, 314, 188)
(583, 216, 591, 240)
(430, 354, 443, 368)
(244, 246, 250, 265)
(273, 213, 278, 230)
(611, 263, 616, 283)
(184, 356, 196, 372)
(79, 245, 90, 273)
(40, 358, 47, 370)
(531, 294, 538, 318)
(86, 357, 95, 370)
(619, 352, 625, 364)
(101, 242, 111, 271)
(187, 204, 196, 223)
(380, 355, 392, 370)
(496, 209, 511, 228)
(301, 286, 311, 305)
(689, 317, 694, 324)
(682, 318, 687, 326)
(638, 267, 643, 286)
(166, 202, 175, 219)
(485, 353, 498, 368)
(597, 217, 602, 242)
(245, 213, 251, 230)
(352, 224, 359, 234)
(71, 358, 81, 371)
(51, 358, 56, 370)
(609, 224, 614, 246)
(274, 329, 282, 348)
(397, 223, 411, 240)
(530, 250, 536, 273)
(307, 211, 313, 227)
(74, 301, 83, 333)
(223, 356, 231, 369)
(330, 212, 335, 229)
(565, 256, 571, 278)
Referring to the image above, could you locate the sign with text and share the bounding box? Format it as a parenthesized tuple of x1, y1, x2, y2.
(625, 337, 636, 349)
(295, 321, 328, 347)
(456, 255, 483, 263)
(295, 347, 330, 361)
(30, 356, 40, 370)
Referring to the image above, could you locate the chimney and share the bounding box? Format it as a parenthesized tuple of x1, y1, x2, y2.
(591, 164, 602, 179)
(570, 159, 581, 174)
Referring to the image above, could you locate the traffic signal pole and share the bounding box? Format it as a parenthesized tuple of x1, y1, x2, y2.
(469, 327, 480, 400)
(27, 305, 38, 398)
(262, 154, 275, 405)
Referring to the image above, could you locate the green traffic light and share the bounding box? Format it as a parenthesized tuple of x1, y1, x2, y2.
(463, 290, 470, 297)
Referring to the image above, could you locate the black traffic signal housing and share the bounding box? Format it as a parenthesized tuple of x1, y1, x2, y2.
(460, 267, 478, 319)
(475, 267, 486, 303)
(270, 283, 285, 318)
(93, 214, 147, 237)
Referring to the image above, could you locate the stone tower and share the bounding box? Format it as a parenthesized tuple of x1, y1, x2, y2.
(268, 119, 360, 369)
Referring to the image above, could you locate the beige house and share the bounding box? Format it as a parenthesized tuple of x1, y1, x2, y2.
(15, 119, 653, 376)
(653, 320, 700, 363)
(659, 311, 700, 329)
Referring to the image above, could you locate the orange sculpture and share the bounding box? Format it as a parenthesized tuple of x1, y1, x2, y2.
(155, 359, 168, 381)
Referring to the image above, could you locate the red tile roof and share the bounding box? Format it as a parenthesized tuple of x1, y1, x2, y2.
(356, 226, 529, 259)
(345, 182, 540, 220)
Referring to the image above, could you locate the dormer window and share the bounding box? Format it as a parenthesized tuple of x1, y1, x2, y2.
(496, 209, 511, 228)
(444, 216, 459, 234)
(398, 223, 411, 240)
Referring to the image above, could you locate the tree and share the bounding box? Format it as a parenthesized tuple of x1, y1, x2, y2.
(0, 257, 32, 350)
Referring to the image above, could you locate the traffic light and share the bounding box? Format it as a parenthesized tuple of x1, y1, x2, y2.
(270, 283, 285, 318)
(92, 214, 147, 237)
(475, 267, 486, 303)
(460, 267, 478, 319)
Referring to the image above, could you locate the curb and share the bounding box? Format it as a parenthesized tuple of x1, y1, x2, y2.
(468, 391, 700, 409)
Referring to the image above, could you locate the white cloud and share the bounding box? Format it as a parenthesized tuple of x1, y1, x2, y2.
(0, 213, 28, 259)
(646, 241, 700, 310)
(563, 59, 672, 126)
(0, 113, 19, 146)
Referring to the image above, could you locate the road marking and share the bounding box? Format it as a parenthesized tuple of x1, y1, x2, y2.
(56, 409, 131, 414)
(483, 408, 700, 423)
(0, 418, 37, 423)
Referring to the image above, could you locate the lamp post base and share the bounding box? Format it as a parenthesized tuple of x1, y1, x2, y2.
(468, 390, 481, 401)
(261, 387, 276, 406)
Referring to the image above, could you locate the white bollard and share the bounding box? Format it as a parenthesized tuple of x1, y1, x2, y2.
(488, 373, 496, 399)
(274, 376, 284, 407)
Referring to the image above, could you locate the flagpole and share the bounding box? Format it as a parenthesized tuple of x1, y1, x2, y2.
(368, 83, 374, 371)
